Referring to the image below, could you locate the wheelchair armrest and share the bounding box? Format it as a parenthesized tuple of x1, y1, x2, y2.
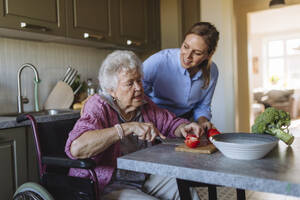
(42, 156, 96, 169)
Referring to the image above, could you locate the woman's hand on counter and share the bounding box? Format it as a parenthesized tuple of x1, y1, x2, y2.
(197, 116, 214, 133)
(174, 122, 202, 138)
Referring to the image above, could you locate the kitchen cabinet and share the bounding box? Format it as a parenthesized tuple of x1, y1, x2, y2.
(66, 0, 161, 51)
(0, 127, 27, 200)
(65, 0, 148, 47)
(0, 127, 44, 200)
(115, 0, 148, 47)
(66, 0, 112, 42)
(0, 0, 161, 51)
(146, 0, 161, 51)
(114, 0, 161, 50)
(0, 0, 66, 36)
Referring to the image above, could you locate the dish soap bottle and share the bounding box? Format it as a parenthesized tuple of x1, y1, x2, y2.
(87, 78, 95, 96)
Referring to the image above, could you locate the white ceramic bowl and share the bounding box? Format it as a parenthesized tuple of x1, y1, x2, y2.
(210, 133, 278, 160)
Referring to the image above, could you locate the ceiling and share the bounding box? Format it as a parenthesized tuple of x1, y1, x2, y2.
(249, 4, 300, 34)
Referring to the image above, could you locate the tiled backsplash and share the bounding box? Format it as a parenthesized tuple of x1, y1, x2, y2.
(0, 37, 112, 113)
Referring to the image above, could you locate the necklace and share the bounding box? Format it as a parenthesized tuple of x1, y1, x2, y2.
(114, 98, 136, 122)
(120, 110, 136, 122)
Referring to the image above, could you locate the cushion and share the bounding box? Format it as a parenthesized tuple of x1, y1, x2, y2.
(264, 89, 294, 104)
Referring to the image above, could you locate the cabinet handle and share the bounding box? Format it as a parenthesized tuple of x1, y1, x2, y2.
(126, 40, 142, 47)
(83, 33, 104, 40)
(20, 22, 49, 32)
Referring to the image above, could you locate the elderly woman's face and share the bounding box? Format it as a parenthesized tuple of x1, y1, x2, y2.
(111, 69, 144, 112)
(180, 33, 209, 69)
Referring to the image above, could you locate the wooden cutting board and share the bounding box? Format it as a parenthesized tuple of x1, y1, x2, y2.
(175, 142, 217, 154)
(44, 81, 74, 109)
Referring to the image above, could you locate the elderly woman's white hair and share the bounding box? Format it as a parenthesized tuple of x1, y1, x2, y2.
(99, 50, 143, 93)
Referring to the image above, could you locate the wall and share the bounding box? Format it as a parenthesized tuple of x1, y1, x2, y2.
(249, 35, 263, 90)
(0, 37, 111, 113)
(160, 0, 182, 49)
(201, 0, 236, 132)
(249, 4, 300, 35)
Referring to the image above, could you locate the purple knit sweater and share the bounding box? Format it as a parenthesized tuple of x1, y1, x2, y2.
(65, 94, 188, 191)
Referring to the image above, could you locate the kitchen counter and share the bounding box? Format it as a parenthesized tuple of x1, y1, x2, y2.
(0, 110, 80, 129)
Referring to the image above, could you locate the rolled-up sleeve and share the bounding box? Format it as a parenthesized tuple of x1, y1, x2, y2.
(64, 95, 119, 192)
(65, 98, 108, 159)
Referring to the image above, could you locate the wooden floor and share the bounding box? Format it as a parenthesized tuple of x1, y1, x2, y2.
(196, 187, 300, 200)
(290, 118, 300, 137)
(246, 190, 300, 200)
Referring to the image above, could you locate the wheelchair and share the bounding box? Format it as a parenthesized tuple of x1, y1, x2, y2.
(13, 114, 100, 200)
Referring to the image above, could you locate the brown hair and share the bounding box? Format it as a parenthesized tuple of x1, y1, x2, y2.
(184, 22, 219, 89)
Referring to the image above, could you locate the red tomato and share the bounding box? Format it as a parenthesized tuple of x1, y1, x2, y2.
(207, 128, 221, 138)
(184, 134, 200, 148)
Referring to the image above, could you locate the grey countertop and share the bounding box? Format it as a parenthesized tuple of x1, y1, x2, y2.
(117, 138, 300, 197)
(0, 110, 80, 129)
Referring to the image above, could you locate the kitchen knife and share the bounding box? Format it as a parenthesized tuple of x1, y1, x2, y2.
(67, 69, 78, 86)
(73, 82, 82, 95)
(64, 68, 75, 84)
(62, 67, 71, 82)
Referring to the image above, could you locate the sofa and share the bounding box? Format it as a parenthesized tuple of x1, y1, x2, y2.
(253, 89, 295, 118)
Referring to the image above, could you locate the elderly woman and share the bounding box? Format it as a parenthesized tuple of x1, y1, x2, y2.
(65, 50, 201, 200)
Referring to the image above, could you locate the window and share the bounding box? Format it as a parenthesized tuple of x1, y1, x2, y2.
(265, 37, 300, 89)
(287, 39, 300, 55)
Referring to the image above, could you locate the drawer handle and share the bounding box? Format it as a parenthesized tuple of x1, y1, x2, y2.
(83, 33, 104, 40)
(126, 39, 142, 46)
(20, 22, 49, 32)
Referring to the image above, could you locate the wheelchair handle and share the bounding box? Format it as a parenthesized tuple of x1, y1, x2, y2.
(16, 114, 45, 179)
(16, 114, 29, 123)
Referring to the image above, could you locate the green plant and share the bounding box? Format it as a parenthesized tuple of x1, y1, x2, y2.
(71, 75, 87, 94)
(251, 107, 294, 145)
(270, 75, 279, 85)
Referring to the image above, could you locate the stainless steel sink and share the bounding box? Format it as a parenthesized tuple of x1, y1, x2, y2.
(0, 109, 75, 117)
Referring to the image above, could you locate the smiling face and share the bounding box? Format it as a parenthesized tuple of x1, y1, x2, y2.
(110, 69, 144, 113)
(180, 34, 209, 69)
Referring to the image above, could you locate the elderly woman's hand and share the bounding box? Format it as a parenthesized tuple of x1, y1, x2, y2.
(174, 122, 202, 138)
(123, 122, 166, 142)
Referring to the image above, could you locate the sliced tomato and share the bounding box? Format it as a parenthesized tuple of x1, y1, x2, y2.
(207, 128, 221, 138)
(184, 134, 200, 148)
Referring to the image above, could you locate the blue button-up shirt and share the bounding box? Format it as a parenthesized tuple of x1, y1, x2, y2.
(142, 48, 219, 121)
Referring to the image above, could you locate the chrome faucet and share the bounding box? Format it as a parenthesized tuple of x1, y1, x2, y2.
(17, 63, 40, 113)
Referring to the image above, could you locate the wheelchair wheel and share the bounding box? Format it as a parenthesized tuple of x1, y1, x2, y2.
(13, 182, 54, 200)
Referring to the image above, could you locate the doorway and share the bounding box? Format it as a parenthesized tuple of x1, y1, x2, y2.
(248, 4, 300, 136)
